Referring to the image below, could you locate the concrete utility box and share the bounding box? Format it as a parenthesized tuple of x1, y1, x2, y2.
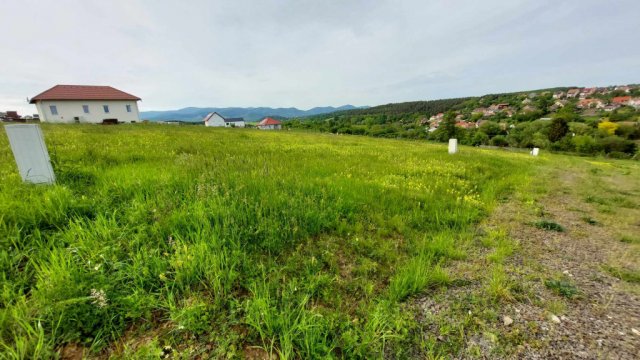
(531, 147, 540, 156)
(4, 124, 56, 184)
(448, 139, 458, 154)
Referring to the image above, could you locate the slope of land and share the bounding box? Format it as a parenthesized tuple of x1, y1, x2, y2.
(0, 125, 638, 359)
(288, 84, 640, 159)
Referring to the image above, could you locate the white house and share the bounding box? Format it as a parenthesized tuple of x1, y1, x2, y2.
(30, 85, 141, 124)
(257, 117, 282, 130)
(203, 112, 246, 127)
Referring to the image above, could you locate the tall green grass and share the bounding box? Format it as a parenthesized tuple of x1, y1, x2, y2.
(0, 124, 535, 358)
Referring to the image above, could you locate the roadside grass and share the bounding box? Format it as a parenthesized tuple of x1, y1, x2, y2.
(603, 266, 640, 284)
(0, 124, 541, 358)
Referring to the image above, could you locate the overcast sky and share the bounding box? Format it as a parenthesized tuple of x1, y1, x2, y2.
(1, 0, 639, 114)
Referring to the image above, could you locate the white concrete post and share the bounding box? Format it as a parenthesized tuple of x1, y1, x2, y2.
(531, 147, 540, 156)
(4, 124, 56, 184)
(448, 138, 458, 154)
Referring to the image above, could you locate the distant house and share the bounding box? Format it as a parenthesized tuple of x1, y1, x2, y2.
(522, 105, 537, 113)
(429, 113, 444, 122)
(30, 85, 141, 124)
(455, 121, 474, 129)
(521, 98, 532, 105)
(552, 91, 565, 99)
(4, 111, 21, 121)
(203, 112, 225, 127)
(257, 117, 282, 130)
(579, 87, 596, 98)
(577, 98, 604, 109)
(203, 112, 246, 127)
(566, 89, 580, 98)
(628, 98, 640, 109)
(224, 118, 246, 127)
(615, 86, 631, 93)
(612, 96, 631, 105)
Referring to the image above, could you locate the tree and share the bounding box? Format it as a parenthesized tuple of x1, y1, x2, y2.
(440, 112, 457, 140)
(572, 135, 600, 154)
(598, 121, 619, 135)
(471, 131, 489, 146)
(548, 118, 569, 142)
(490, 135, 509, 147)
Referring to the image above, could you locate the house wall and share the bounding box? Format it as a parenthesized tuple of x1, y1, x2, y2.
(205, 113, 226, 127)
(225, 121, 245, 128)
(258, 124, 281, 130)
(35, 100, 140, 123)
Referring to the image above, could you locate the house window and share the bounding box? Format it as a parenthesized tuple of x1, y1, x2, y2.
(82, 105, 89, 114)
(49, 105, 58, 115)
(103, 105, 109, 113)
(126, 104, 132, 113)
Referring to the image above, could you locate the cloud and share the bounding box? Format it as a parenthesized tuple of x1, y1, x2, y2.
(1, 0, 639, 115)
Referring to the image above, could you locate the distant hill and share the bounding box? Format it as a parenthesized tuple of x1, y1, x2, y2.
(140, 105, 367, 122)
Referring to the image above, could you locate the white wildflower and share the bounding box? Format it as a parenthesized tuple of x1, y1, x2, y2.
(90, 289, 108, 308)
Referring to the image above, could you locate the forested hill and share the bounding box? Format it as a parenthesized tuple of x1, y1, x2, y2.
(332, 97, 474, 117)
(287, 85, 640, 158)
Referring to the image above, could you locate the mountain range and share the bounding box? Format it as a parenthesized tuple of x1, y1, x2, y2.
(140, 105, 367, 122)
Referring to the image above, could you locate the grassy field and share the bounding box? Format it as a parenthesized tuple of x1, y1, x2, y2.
(0, 125, 637, 359)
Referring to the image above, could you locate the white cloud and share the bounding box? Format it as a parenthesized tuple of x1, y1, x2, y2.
(1, 0, 639, 115)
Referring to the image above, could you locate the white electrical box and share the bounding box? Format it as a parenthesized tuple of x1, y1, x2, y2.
(448, 138, 458, 154)
(4, 124, 56, 184)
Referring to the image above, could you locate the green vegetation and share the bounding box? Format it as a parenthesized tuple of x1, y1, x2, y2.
(545, 278, 579, 299)
(533, 220, 565, 232)
(0, 125, 537, 358)
(604, 266, 640, 284)
(286, 87, 640, 158)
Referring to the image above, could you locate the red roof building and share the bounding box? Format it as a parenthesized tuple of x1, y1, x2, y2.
(29, 85, 141, 124)
(257, 117, 282, 130)
(612, 96, 631, 105)
(30, 85, 141, 103)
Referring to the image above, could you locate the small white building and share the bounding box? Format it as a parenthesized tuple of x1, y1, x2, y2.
(30, 85, 141, 124)
(203, 112, 245, 127)
(257, 117, 282, 130)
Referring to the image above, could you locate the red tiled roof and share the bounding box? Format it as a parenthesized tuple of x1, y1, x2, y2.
(612, 96, 631, 104)
(258, 117, 281, 125)
(30, 85, 141, 103)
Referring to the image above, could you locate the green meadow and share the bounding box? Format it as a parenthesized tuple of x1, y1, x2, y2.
(0, 124, 567, 358)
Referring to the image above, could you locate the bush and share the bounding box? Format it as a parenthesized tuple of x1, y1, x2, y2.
(598, 121, 619, 135)
(471, 131, 489, 146)
(534, 220, 564, 232)
(572, 135, 601, 154)
(597, 136, 637, 154)
(490, 135, 509, 147)
(545, 278, 579, 298)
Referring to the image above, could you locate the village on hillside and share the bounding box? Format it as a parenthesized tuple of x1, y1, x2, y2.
(425, 85, 640, 132)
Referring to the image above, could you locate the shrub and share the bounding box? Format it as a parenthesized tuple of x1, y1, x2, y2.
(534, 220, 564, 232)
(597, 136, 637, 155)
(545, 279, 579, 298)
(490, 135, 509, 147)
(572, 135, 600, 154)
(471, 131, 489, 146)
(598, 121, 619, 135)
